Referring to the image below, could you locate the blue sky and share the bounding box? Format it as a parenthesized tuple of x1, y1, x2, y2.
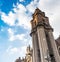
(0, 0, 60, 62)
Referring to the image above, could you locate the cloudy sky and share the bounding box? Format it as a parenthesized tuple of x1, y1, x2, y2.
(0, 0, 60, 62)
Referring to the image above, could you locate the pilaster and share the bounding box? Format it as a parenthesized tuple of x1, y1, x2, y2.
(31, 31, 40, 62)
(48, 30, 60, 62)
(37, 26, 49, 62)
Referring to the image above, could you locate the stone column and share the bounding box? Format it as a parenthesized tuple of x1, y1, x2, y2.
(32, 34, 35, 62)
(32, 32, 40, 62)
(48, 30, 60, 62)
(37, 26, 48, 62)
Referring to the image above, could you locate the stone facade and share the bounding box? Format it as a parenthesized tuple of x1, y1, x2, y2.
(15, 8, 60, 62)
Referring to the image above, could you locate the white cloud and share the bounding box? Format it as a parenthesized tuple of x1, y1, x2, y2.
(26, 1, 36, 13)
(26, 0, 39, 13)
(6, 46, 27, 57)
(1, 11, 16, 26)
(7, 47, 18, 54)
(15, 34, 27, 41)
(13, 4, 31, 29)
(1, 3, 31, 29)
(15, 4, 27, 13)
(19, 0, 25, 2)
(8, 28, 28, 41)
(8, 28, 14, 41)
(8, 28, 14, 35)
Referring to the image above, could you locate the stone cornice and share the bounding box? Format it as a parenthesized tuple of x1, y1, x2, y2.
(30, 22, 53, 36)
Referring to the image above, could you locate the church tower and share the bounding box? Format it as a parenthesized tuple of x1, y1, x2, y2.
(30, 8, 60, 62)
